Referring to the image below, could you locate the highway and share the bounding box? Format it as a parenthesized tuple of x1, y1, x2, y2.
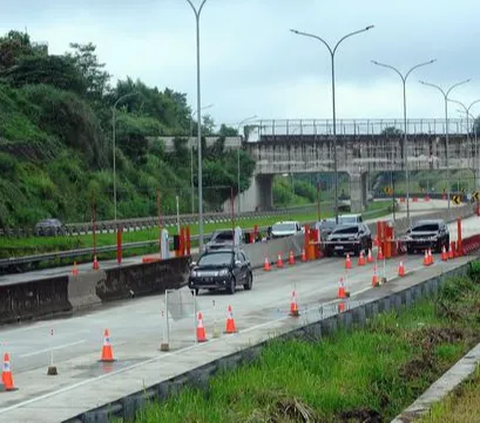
(0, 212, 477, 422)
(0, 198, 459, 287)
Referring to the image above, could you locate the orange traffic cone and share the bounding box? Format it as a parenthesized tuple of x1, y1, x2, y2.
(345, 254, 352, 270)
(448, 243, 454, 260)
(428, 249, 434, 265)
(337, 277, 347, 299)
(301, 248, 307, 262)
(372, 264, 379, 287)
(1, 353, 16, 391)
(423, 250, 429, 266)
(338, 302, 346, 313)
(367, 249, 373, 263)
(225, 305, 237, 334)
(357, 251, 366, 266)
(441, 245, 448, 261)
(398, 261, 405, 277)
(288, 251, 295, 265)
(100, 329, 115, 362)
(196, 312, 207, 343)
(72, 262, 78, 277)
(377, 247, 384, 261)
(263, 257, 271, 271)
(276, 253, 284, 269)
(290, 290, 300, 317)
(93, 255, 100, 270)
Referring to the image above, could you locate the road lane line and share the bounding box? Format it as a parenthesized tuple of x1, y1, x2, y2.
(19, 340, 87, 358)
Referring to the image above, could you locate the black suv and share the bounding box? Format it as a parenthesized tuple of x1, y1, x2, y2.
(324, 223, 372, 257)
(405, 219, 450, 254)
(188, 248, 253, 295)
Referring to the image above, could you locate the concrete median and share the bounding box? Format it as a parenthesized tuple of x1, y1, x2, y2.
(0, 276, 71, 325)
(68, 272, 103, 311)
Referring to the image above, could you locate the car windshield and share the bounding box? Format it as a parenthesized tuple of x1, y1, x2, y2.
(339, 216, 357, 224)
(333, 226, 359, 234)
(272, 223, 296, 232)
(212, 231, 233, 241)
(321, 220, 336, 228)
(198, 252, 233, 266)
(412, 224, 439, 232)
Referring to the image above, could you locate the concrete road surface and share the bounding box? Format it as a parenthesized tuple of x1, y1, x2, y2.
(0, 214, 478, 422)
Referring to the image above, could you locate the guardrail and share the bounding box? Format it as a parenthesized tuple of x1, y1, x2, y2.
(0, 204, 328, 238)
(0, 205, 390, 273)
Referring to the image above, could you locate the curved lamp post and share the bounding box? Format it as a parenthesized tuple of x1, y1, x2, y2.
(370, 59, 436, 224)
(419, 79, 471, 213)
(290, 25, 374, 223)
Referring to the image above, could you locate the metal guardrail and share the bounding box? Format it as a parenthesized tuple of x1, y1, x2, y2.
(0, 205, 390, 271)
(0, 204, 328, 238)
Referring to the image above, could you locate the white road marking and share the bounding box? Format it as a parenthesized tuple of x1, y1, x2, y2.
(19, 340, 87, 358)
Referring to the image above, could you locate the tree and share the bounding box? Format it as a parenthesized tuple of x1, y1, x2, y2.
(66, 43, 111, 100)
(381, 126, 403, 137)
(219, 124, 238, 137)
(202, 114, 215, 136)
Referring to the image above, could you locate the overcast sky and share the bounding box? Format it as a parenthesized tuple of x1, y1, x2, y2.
(2, 0, 480, 127)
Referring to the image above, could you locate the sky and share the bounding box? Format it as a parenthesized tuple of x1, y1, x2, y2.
(2, 0, 480, 128)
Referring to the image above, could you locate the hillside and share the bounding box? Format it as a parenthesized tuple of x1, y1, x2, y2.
(0, 31, 259, 227)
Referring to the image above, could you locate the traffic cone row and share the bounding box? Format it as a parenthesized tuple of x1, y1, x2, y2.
(423, 249, 434, 266)
(264, 250, 308, 272)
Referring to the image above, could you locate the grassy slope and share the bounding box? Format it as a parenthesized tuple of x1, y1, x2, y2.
(128, 270, 480, 423)
(0, 201, 391, 257)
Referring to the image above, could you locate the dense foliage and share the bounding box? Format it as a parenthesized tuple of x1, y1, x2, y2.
(0, 30, 255, 226)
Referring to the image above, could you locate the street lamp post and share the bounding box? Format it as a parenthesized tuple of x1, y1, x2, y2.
(112, 91, 139, 221)
(449, 99, 480, 183)
(290, 25, 374, 224)
(188, 103, 214, 214)
(371, 60, 436, 225)
(419, 79, 471, 214)
(185, 0, 208, 251)
(236, 115, 257, 213)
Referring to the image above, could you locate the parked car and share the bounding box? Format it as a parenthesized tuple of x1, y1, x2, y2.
(205, 228, 243, 252)
(324, 223, 372, 257)
(404, 219, 450, 254)
(270, 221, 303, 238)
(34, 219, 65, 237)
(317, 218, 337, 239)
(188, 248, 253, 295)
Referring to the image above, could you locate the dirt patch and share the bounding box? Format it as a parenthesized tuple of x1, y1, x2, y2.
(407, 327, 465, 348)
(337, 407, 383, 423)
(270, 398, 319, 423)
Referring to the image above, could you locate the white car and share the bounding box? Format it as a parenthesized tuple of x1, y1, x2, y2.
(270, 221, 304, 238)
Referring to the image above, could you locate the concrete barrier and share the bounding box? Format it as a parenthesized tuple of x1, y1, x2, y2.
(68, 272, 103, 311)
(96, 256, 190, 302)
(0, 276, 71, 325)
(63, 257, 475, 423)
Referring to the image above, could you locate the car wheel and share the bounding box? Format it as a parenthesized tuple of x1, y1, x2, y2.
(243, 272, 253, 291)
(194, 288, 199, 296)
(227, 278, 236, 295)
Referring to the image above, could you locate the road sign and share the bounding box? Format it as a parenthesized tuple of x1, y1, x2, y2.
(384, 186, 393, 195)
(473, 191, 480, 202)
(452, 195, 461, 205)
(461, 187, 466, 194)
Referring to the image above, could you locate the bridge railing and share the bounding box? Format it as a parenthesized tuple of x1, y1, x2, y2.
(248, 119, 471, 140)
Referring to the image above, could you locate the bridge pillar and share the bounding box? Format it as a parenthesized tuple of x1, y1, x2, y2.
(239, 174, 274, 212)
(349, 172, 367, 213)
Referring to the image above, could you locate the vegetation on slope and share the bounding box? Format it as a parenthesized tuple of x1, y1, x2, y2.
(0, 30, 256, 228)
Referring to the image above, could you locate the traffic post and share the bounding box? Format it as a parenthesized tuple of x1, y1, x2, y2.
(116, 225, 123, 264)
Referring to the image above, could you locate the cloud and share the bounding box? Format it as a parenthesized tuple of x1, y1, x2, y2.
(1, 0, 480, 126)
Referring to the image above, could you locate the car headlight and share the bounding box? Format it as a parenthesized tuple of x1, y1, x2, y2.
(191, 271, 198, 278)
(217, 269, 230, 277)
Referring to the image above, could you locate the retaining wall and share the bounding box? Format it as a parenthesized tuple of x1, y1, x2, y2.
(63, 259, 475, 423)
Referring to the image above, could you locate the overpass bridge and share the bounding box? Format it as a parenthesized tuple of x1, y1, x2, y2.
(237, 118, 479, 213)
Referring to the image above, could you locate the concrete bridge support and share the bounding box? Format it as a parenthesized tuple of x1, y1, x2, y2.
(237, 174, 274, 212)
(350, 172, 368, 213)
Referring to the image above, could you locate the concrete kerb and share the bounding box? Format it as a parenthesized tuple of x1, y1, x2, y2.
(64, 259, 475, 423)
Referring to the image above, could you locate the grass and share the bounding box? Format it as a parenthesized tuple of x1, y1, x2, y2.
(117, 267, 480, 423)
(418, 365, 480, 423)
(0, 201, 392, 259)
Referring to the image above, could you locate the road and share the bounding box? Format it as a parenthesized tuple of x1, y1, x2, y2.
(0, 213, 478, 422)
(0, 198, 455, 287)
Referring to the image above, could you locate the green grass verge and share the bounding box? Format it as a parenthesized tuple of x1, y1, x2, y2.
(0, 201, 392, 259)
(122, 265, 480, 423)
